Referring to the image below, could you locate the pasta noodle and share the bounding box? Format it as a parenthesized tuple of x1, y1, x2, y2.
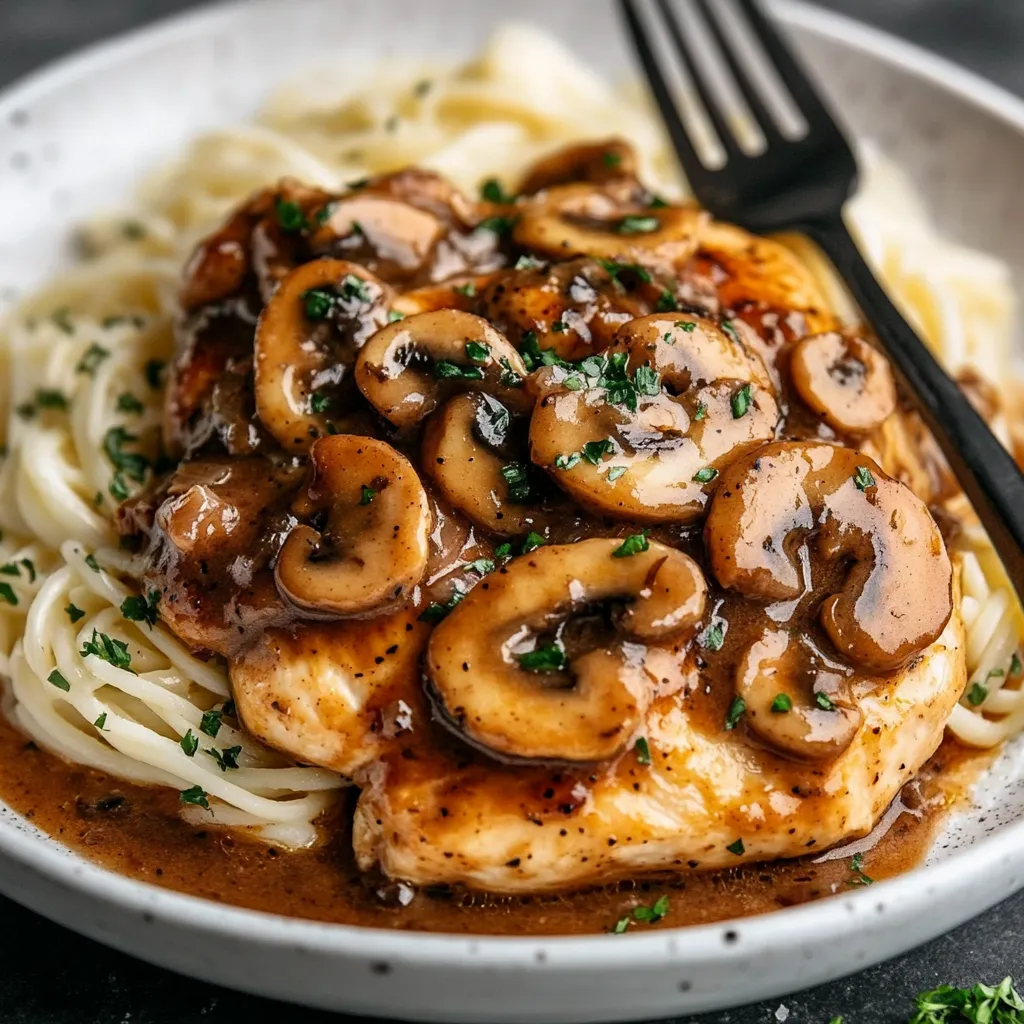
(0, 22, 1019, 846)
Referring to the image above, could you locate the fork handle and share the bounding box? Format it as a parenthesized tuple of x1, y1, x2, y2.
(801, 215, 1024, 596)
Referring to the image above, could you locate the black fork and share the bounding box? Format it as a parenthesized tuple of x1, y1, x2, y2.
(620, 0, 1024, 595)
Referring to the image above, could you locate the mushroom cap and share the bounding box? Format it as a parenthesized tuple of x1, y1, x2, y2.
(254, 258, 392, 452)
(355, 308, 530, 428)
(517, 138, 638, 194)
(705, 440, 953, 671)
(426, 537, 706, 764)
(275, 435, 431, 617)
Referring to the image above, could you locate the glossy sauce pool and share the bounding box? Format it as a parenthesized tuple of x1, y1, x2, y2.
(0, 709, 990, 935)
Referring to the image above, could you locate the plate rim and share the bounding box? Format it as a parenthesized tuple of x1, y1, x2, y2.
(0, 0, 1022, 972)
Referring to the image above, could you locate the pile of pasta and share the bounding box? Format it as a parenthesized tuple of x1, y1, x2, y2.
(0, 23, 1018, 845)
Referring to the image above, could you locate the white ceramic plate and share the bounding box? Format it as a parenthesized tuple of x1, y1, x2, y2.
(2, 2, 1024, 1021)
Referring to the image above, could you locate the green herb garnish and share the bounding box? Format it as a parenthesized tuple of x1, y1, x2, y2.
(80, 629, 133, 672)
(771, 693, 793, 713)
(199, 709, 222, 738)
(726, 838, 745, 856)
(613, 531, 650, 558)
(634, 737, 652, 765)
(47, 669, 70, 692)
(179, 785, 209, 809)
(693, 467, 718, 483)
(854, 466, 876, 491)
(724, 695, 745, 730)
(120, 591, 160, 628)
(731, 383, 753, 419)
(180, 730, 199, 757)
(518, 644, 566, 672)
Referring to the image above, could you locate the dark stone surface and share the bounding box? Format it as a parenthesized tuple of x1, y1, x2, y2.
(1, 1, 1023, 1021)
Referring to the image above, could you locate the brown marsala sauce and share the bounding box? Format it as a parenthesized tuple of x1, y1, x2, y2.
(0, 139, 983, 933)
(0, 714, 989, 934)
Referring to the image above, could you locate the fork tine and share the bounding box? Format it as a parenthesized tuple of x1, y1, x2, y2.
(693, 0, 782, 142)
(732, 0, 838, 133)
(618, 0, 711, 185)
(653, 0, 743, 161)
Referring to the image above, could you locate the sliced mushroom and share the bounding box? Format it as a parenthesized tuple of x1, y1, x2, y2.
(790, 332, 896, 435)
(254, 258, 392, 451)
(518, 138, 638, 194)
(705, 441, 953, 671)
(307, 194, 445, 280)
(422, 393, 547, 537)
(355, 309, 530, 428)
(736, 628, 861, 761)
(529, 313, 779, 523)
(427, 538, 707, 764)
(275, 435, 431, 617)
(513, 183, 706, 264)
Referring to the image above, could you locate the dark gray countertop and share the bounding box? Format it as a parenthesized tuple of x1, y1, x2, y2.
(2, 1, 1024, 1021)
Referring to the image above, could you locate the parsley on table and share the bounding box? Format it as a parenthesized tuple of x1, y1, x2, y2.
(179, 785, 210, 810)
(518, 644, 566, 672)
(724, 696, 745, 730)
(854, 466, 876, 491)
(909, 977, 1024, 1024)
(613, 531, 649, 558)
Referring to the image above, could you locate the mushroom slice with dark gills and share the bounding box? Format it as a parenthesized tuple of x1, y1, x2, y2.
(422, 392, 555, 538)
(355, 309, 531, 428)
(254, 258, 392, 452)
(529, 313, 779, 523)
(517, 138, 639, 194)
(426, 538, 707, 764)
(275, 435, 431, 618)
(513, 181, 705, 265)
(789, 331, 897, 436)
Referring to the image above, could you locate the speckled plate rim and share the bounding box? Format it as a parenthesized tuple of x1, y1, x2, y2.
(1, 0, 1024, 1014)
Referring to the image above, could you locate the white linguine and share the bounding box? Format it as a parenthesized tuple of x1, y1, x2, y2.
(0, 23, 1020, 848)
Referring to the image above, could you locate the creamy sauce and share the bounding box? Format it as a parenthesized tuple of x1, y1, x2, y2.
(0, 710, 988, 935)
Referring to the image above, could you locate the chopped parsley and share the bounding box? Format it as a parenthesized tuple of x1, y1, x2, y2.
(606, 466, 628, 482)
(654, 290, 679, 313)
(103, 427, 149, 484)
(120, 591, 160, 628)
(583, 438, 617, 465)
(144, 359, 165, 389)
(731, 383, 753, 419)
(597, 259, 653, 288)
(693, 467, 718, 483)
(435, 361, 484, 382)
(206, 745, 242, 771)
(815, 691, 837, 711)
(498, 357, 523, 388)
(47, 669, 70, 692)
(464, 340, 490, 363)
(94, 713, 107, 730)
(633, 365, 661, 396)
(309, 389, 332, 414)
(476, 215, 517, 237)
(1013, 653, 1023, 677)
(35, 388, 68, 411)
(726, 838, 745, 855)
(199, 709, 223, 738)
(65, 603, 85, 624)
(454, 282, 477, 298)
(80, 629, 133, 673)
(554, 452, 582, 471)
(83, 553, 100, 572)
(519, 330, 569, 371)
(612, 531, 649, 558)
(634, 737, 652, 765)
(180, 730, 199, 757)
(76, 343, 110, 377)
(967, 682, 989, 707)
(771, 693, 793, 713)
(721, 320, 741, 344)
(854, 466, 876, 491)
(419, 588, 465, 624)
(179, 785, 210, 810)
(387, 309, 406, 322)
(464, 558, 494, 576)
(617, 215, 659, 234)
(515, 255, 544, 271)
(116, 391, 144, 414)
(274, 197, 307, 232)
(0, 583, 16, 607)
(359, 485, 377, 506)
(724, 695, 745, 730)
(520, 531, 546, 554)
(849, 852, 874, 887)
(675, 320, 697, 333)
(0, 563, 18, 577)
(603, 151, 623, 168)
(304, 287, 334, 320)
(494, 543, 513, 561)
(340, 274, 371, 303)
(611, 894, 670, 933)
(500, 462, 531, 503)
(518, 643, 566, 673)
(694, 402, 707, 421)
(52, 307, 75, 334)
(700, 622, 725, 652)
(551, 320, 568, 333)
(480, 178, 515, 204)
